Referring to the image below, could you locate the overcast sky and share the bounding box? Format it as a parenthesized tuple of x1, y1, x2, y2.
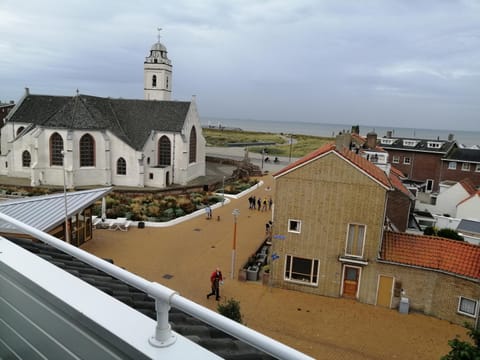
(1, 0, 479, 131)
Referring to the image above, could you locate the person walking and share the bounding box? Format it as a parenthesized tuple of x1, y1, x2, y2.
(207, 267, 223, 301)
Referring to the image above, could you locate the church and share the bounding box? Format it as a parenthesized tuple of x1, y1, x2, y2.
(0, 35, 206, 189)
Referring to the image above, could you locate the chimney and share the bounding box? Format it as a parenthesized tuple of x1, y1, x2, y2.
(448, 133, 454, 141)
(386, 130, 392, 138)
(366, 131, 378, 149)
(25, 87, 30, 96)
(335, 132, 352, 152)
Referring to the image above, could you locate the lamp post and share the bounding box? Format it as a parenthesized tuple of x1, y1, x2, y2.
(222, 175, 225, 205)
(289, 134, 293, 163)
(231, 208, 240, 279)
(61, 150, 70, 244)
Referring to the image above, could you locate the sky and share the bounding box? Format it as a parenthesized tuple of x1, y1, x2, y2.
(1, 0, 479, 131)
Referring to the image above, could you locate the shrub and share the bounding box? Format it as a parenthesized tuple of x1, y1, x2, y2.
(423, 226, 436, 236)
(217, 298, 243, 324)
(437, 228, 464, 241)
(442, 323, 480, 359)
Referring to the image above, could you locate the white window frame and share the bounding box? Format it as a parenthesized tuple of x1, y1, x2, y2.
(403, 157, 411, 165)
(288, 219, 301, 234)
(461, 163, 470, 171)
(284, 254, 319, 286)
(457, 296, 478, 318)
(392, 156, 399, 164)
(448, 161, 457, 170)
(345, 223, 366, 258)
(476, 164, 480, 172)
(426, 179, 434, 193)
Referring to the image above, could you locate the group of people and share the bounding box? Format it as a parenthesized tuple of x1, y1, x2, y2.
(248, 195, 273, 212)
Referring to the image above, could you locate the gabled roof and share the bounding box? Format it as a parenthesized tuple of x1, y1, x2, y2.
(0, 188, 111, 233)
(7, 94, 192, 151)
(380, 231, 480, 280)
(6, 236, 275, 359)
(444, 148, 480, 163)
(273, 143, 392, 190)
(457, 190, 480, 207)
(388, 170, 413, 198)
(459, 178, 478, 196)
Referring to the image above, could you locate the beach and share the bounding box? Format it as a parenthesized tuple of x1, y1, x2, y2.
(81, 168, 468, 359)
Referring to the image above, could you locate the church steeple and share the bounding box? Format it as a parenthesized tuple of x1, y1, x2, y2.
(144, 28, 172, 101)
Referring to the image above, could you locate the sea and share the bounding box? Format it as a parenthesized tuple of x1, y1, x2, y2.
(201, 117, 480, 147)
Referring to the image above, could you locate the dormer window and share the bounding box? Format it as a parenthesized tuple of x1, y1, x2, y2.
(403, 140, 418, 147)
(427, 141, 443, 149)
(380, 138, 396, 145)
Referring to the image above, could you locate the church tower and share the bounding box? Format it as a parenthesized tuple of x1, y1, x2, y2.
(144, 29, 172, 101)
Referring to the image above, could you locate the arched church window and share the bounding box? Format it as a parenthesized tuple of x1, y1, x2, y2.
(80, 134, 95, 167)
(16, 126, 25, 136)
(117, 157, 126, 175)
(152, 75, 157, 88)
(158, 136, 171, 166)
(166, 77, 169, 89)
(22, 150, 31, 167)
(50, 132, 64, 166)
(189, 126, 197, 163)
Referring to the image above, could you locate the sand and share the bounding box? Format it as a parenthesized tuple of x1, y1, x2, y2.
(81, 174, 467, 359)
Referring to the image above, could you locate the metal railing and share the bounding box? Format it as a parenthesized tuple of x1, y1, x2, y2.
(0, 211, 314, 360)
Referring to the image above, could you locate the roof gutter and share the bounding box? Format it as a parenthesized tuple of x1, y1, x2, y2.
(0, 211, 313, 360)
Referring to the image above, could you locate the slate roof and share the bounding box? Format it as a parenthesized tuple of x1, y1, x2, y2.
(7, 94, 191, 151)
(380, 231, 480, 280)
(0, 188, 111, 233)
(379, 137, 456, 154)
(6, 236, 275, 360)
(273, 143, 393, 190)
(444, 148, 480, 163)
(457, 219, 480, 236)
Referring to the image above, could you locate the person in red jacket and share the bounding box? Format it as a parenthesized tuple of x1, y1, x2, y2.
(206, 267, 223, 301)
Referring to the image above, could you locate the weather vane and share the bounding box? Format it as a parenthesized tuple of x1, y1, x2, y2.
(157, 27, 162, 43)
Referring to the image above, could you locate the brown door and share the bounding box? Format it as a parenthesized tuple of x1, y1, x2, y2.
(376, 275, 394, 307)
(342, 266, 360, 298)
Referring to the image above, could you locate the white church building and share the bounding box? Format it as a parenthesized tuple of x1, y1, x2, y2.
(0, 36, 206, 189)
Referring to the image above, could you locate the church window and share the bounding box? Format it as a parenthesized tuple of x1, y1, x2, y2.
(22, 150, 31, 167)
(117, 157, 126, 175)
(189, 126, 197, 163)
(166, 76, 169, 89)
(80, 134, 95, 167)
(50, 132, 64, 166)
(16, 126, 25, 136)
(152, 75, 157, 88)
(158, 136, 171, 166)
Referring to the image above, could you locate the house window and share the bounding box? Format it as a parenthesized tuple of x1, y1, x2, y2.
(152, 75, 157, 88)
(189, 126, 197, 163)
(457, 297, 478, 318)
(284, 255, 319, 285)
(288, 219, 301, 233)
(22, 150, 31, 167)
(117, 157, 126, 175)
(461, 163, 470, 171)
(403, 157, 411, 165)
(346, 223, 365, 257)
(50, 132, 64, 166)
(79, 134, 95, 167)
(392, 156, 399, 164)
(448, 161, 457, 170)
(476, 164, 480, 172)
(426, 179, 434, 193)
(158, 136, 171, 166)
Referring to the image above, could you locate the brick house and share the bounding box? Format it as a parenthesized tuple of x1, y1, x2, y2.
(441, 147, 480, 187)
(270, 141, 479, 326)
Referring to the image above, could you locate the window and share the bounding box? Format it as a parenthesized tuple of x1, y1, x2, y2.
(79, 134, 95, 167)
(22, 150, 31, 167)
(426, 179, 434, 193)
(403, 140, 418, 147)
(392, 156, 399, 164)
(346, 224, 365, 257)
(462, 163, 470, 171)
(152, 75, 157, 87)
(448, 161, 457, 170)
(457, 297, 478, 317)
(285, 255, 319, 285)
(476, 164, 480, 173)
(166, 76, 169, 89)
(288, 219, 301, 233)
(117, 157, 126, 175)
(158, 136, 171, 166)
(403, 157, 411, 165)
(189, 126, 197, 163)
(50, 132, 63, 166)
(16, 126, 25, 136)
(427, 141, 442, 149)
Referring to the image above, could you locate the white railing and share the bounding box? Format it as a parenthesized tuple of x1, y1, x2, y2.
(0, 212, 313, 360)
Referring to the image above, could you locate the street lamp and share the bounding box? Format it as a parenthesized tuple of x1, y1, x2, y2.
(289, 134, 293, 163)
(61, 150, 70, 244)
(231, 208, 240, 279)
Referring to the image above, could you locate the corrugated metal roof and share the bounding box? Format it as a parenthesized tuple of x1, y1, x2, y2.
(0, 188, 111, 232)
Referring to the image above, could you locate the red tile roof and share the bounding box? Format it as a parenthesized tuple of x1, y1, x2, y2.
(459, 178, 477, 196)
(388, 171, 412, 198)
(380, 231, 480, 280)
(273, 143, 392, 190)
(457, 190, 480, 207)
